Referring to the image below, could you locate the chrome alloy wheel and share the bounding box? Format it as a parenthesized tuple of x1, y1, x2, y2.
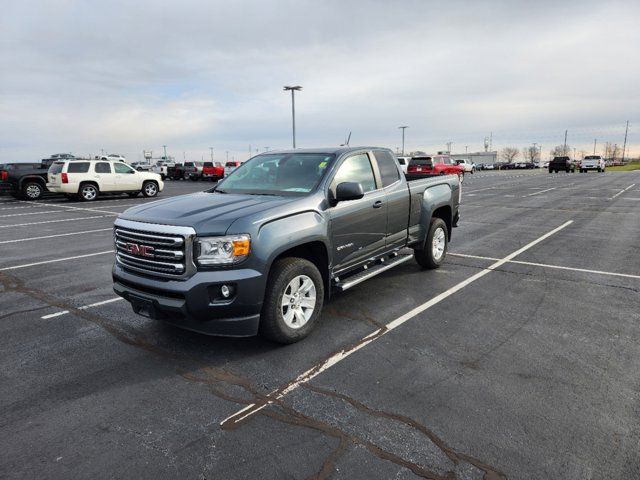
(25, 184, 42, 199)
(81, 185, 97, 200)
(281, 274, 317, 329)
(144, 182, 157, 196)
(432, 227, 446, 261)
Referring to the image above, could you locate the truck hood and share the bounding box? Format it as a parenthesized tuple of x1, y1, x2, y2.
(119, 191, 297, 235)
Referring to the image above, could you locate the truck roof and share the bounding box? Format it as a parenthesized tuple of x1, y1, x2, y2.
(258, 147, 389, 156)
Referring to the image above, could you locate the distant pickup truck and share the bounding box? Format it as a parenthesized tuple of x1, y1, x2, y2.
(0, 157, 61, 199)
(580, 155, 605, 173)
(112, 147, 461, 343)
(548, 156, 576, 173)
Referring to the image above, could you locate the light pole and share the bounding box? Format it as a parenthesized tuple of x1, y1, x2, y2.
(283, 86, 302, 148)
(398, 126, 408, 155)
(465, 145, 468, 154)
(162, 145, 167, 161)
(209, 147, 214, 162)
(446, 142, 453, 154)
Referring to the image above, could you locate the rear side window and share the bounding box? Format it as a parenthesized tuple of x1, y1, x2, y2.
(95, 162, 111, 173)
(374, 150, 401, 187)
(410, 158, 433, 166)
(49, 162, 64, 174)
(333, 154, 376, 193)
(67, 162, 90, 173)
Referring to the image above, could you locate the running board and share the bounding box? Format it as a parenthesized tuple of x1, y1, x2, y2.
(334, 253, 414, 292)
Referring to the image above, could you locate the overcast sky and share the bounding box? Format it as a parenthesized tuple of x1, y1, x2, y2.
(1, 0, 638, 162)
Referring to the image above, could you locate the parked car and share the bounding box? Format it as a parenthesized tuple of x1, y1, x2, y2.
(151, 161, 171, 180)
(200, 161, 224, 181)
(548, 156, 576, 173)
(182, 161, 204, 180)
(131, 162, 154, 172)
(0, 157, 62, 200)
(542, 162, 549, 168)
(396, 156, 410, 174)
(478, 163, 495, 170)
(580, 155, 605, 173)
(455, 158, 475, 173)
(99, 154, 127, 163)
(166, 163, 186, 180)
(112, 147, 461, 343)
(47, 159, 163, 201)
(407, 154, 464, 181)
(224, 160, 242, 177)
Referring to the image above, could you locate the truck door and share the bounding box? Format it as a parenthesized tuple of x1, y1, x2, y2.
(372, 150, 410, 249)
(328, 152, 387, 270)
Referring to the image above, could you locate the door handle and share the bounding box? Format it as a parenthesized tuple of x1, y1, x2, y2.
(373, 200, 384, 209)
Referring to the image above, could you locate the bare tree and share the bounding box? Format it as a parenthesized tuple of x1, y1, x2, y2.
(522, 146, 540, 163)
(500, 147, 519, 163)
(550, 144, 571, 157)
(610, 144, 621, 161)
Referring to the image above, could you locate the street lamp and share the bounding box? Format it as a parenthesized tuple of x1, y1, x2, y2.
(398, 126, 408, 155)
(283, 86, 302, 148)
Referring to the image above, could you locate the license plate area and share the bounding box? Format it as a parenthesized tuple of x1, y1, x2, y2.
(129, 294, 158, 319)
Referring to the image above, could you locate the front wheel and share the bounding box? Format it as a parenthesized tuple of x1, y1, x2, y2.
(414, 218, 448, 269)
(142, 181, 158, 197)
(260, 258, 324, 344)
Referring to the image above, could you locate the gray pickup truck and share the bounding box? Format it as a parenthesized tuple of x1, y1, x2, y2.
(112, 147, 461, 343)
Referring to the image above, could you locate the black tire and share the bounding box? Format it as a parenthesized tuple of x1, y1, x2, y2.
(79, 182, 98, 201)
(160, 174, 166, 180)
(259, 257, 324, 344)
(189, 176, 198, 182)
(22, 181, 44, 200)
(142, 181, 159, 198)
(548, 168, 553, 174)
(127, 192, 139, 198)
(414, 218, 448, 269)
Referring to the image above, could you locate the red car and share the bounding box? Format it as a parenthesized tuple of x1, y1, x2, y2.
(200, 161, 224, 181)
(407, 154, 464, 180)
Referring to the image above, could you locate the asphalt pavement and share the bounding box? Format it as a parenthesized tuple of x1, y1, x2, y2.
(1, 170, 639, 479)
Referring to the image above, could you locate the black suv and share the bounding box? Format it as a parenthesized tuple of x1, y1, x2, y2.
(548, 156, 575, 173)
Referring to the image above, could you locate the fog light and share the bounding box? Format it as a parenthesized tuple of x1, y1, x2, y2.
(220, 285, 231, 298)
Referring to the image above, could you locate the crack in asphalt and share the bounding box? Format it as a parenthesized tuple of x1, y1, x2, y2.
(1, 270, 507, 479)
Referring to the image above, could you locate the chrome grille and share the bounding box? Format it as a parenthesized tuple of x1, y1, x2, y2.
(113, 219, 196, 279)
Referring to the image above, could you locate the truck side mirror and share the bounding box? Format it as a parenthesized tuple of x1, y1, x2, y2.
(335, 182, 365, 202)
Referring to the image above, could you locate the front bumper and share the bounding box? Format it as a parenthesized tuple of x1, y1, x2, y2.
(113, 263, 265, 337)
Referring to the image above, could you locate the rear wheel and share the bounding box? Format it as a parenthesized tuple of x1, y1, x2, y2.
(142, 181, 158, 197)
(79, 183, 98, 201)
(414, 218, 448, 269)
(260, 258, 324, 344)
(22, 182, 44, 200)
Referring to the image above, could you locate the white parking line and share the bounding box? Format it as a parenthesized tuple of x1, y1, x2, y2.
(0, 228, 112, 245)
(610, 184, 636, 200)
(524, 187, 556, 197)
(449, 253, 640, 280)
(41, 297, 123, 319)
(0, 215, 115, 228)
(220, 220, 574, 427)
(0, 210, 72, 218)
(0, 250, 113, 271)
(20, 200, 121, 215)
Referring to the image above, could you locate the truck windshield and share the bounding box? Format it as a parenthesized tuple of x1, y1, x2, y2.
(216, 153, 335, 196)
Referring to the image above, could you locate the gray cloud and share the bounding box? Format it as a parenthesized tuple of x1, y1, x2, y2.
(1, 0, 638, 162)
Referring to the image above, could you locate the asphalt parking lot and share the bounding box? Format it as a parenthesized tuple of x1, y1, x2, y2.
(2, 170, 640, 480)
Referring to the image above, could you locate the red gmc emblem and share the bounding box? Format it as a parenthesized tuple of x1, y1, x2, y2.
(126, 242, 155, 258)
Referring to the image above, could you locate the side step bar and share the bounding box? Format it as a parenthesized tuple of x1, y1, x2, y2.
(334, 253, 414, 292)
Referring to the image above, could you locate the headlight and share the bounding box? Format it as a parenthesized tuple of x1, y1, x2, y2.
(195, 235, 250, 265)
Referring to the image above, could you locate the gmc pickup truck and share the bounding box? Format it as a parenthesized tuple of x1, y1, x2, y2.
(112, 147, 461, 343)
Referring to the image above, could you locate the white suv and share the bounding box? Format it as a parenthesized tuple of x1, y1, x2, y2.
(455, 158, 475, 173)
(47, 159, 164, 201)
(580, 155, 605, 173)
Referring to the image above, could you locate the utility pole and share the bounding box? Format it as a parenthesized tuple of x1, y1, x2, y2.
(489, 132, 493, 152)
(593, 139, 597, 155)
(283, 86, 302, 148)
(209, 147, 214, 162)
(398, 126, 408, 155)
(621, 120, 629, 163)
(446, 141, 453, 154)
(563, 130, 568, 155)
(162, 145, 167, 161)
(465, 145, 468, 154)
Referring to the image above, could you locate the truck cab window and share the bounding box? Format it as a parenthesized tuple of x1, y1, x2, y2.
(333, 154, 376, 193)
